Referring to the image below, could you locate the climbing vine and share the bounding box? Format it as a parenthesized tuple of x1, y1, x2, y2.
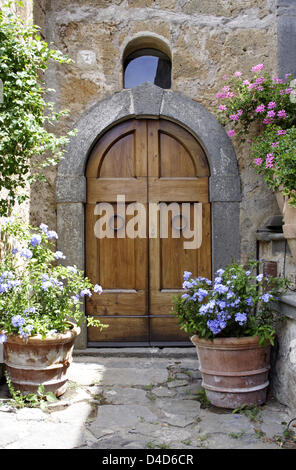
(0, 1, 75, 216)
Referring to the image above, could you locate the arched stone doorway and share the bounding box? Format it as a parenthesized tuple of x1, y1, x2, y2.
(56, 82, 241, 348)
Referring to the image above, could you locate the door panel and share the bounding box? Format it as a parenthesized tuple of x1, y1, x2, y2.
(86, 120, 148, 342)
(86, 118, 211, 345)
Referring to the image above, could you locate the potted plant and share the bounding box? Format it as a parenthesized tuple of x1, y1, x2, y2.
(213, 65, 296, 261)
(0, 217, 107, 397)
(172, 260, 288, 409)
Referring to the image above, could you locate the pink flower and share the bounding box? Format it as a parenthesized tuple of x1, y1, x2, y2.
(267, 101, 276, 109)
(273, 76, 284, 84)
(237, 109, 243, 116)
(272, 141, 279, 148)
(251, 64, 265, 72)
(254, 158, 263, 166)
(230, 114, 239, 121)
(218, 104, 227, 111)
(256, 85, 264, 91)
(249, 83, 256, 89)
(223, 75, 228, 80)
(278, 109, 287, 118)
(277, 130, 287, 135)
(234, 71, 242, 77)
(255, 104, 265, 113)
(263, 118, 272, 124)
(255, 77, 265, 84)
(280, 90, 285, 95)
(242, 80, 250, 85)
(216, 92, 225, 99)
(267, 110, 276, 118)
(222, 86, 230, 92)
(285, 88, 293, 94)
(266, 153, 274, 168)
(226, 92, 234, 98)
(227, 130, 236, 137)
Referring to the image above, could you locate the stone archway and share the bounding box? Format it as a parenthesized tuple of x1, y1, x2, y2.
(56, 82, 241, 348)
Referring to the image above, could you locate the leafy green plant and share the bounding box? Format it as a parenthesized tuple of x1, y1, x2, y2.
(195, 388, 211, 408)
(214, 64, 296, 206)
(0, 2, 75, 216)
(5, 371, 58, 410)
(172, 260, 288, 344)
(0, 217, 107, 342)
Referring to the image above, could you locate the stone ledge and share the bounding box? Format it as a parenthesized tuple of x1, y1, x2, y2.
(73, 347, 197, 358)
(277, 293, 296, 321)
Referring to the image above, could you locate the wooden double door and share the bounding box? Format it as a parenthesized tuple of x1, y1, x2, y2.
(86, 119, 211, 346)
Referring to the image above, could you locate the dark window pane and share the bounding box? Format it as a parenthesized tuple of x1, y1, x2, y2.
(124, 49, 171, 89)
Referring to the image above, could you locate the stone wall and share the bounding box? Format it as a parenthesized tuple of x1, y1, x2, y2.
(28, 0, 280, 263)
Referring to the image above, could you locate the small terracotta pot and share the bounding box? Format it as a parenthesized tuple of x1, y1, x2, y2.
(191, 335, 271, 409)
(3, 322, 80, 397)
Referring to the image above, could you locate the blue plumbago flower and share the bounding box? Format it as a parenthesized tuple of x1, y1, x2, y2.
(80, 288, 92, 297)
(232, 275, 237, 279)
(20, 248, 33, 259)
(235, 312, 247, 325)
(30, 234, 42, 247)
(182, 293, 190, 300)
(182, 280, 194, 289)
(200, 299, 216, 315)
(94, 284, 103, 294)
(0, 333, 7, 344)
(196, 288, 208, 302)
(207, 319, 226, 335)
(54, 251, 66, 260)
(245, 271, 251, 276)
(40, 223, 48, 233)
(23, 307, 36, 316)
(214, 276, 222, 285)
(246, 297, 253, 306)
(41, 280, 52, 291)
(71, 295, 80, 304)
(67, 266, 78, 274)
(183, 271, 192, 281)
(47, 230, 58, 240)
(11, 248, 18, 255)
(214, 284, 229, 294)
(256, 274, 264, 282)
(217, 300, 226, 309)
(11, 315, 26, 328)
(229, 298, 240, 307)
(227, 291, 235, 299)
(19, 325, 34, 339)
(216, 268, 225, 276)
(261, 293, 273, 303)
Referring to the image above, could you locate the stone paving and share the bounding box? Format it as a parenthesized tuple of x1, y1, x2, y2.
(0, 348, 295, 450)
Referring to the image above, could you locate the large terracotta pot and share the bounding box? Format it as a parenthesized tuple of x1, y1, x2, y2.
(3, 322, 80, 397)
(191, 335, 271, 409)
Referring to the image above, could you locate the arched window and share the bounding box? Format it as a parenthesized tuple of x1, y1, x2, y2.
(123, 48, 171, 89)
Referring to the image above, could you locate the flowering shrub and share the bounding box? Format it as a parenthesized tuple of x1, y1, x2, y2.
(0, 218, 107, 343)
(173, 261, 288, 344)
(214, 64, 296, 206)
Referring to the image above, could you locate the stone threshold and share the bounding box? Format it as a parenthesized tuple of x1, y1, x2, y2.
(73, 347, 197, 358)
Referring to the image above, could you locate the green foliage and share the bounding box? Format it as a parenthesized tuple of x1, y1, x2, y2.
(0, 217, 108, 339)
(0, 3, 75, 216)
(172, 261, 288, 343)
(214, 64, 296, 206)
(5, 370, 58, 410)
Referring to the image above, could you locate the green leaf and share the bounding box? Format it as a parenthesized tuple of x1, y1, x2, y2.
(45, 392, 58, 403)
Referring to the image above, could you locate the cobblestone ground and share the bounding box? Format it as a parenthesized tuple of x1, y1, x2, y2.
(0, 349, 295, 450)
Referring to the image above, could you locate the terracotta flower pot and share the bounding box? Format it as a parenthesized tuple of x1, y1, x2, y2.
(3, 322, 80, 397)
(191, 335, 271, 409)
